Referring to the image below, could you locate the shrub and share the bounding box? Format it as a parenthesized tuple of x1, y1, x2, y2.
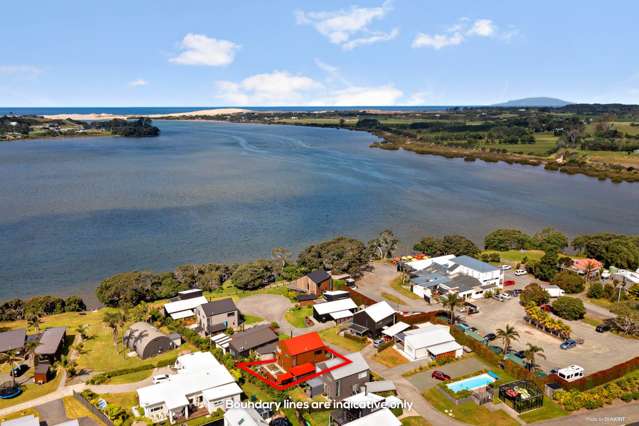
(520, 283, 550, 306)
(552, 296, 586, 320)
(552, 270, 585, 293)
(588, 282, 604, 298)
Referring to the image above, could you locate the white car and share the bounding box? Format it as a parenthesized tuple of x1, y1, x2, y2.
(601, 270, 610, 280)
(514, 269, 527, 276)
(501, 265, 512, 271)
(152, 374, 170, 384)
(500, 292, 512, 300)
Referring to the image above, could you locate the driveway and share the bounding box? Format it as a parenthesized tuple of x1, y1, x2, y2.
(37, 400, 69, 426)
(464, 297, 635, 373)
(408, 356, 490, 391)
(236, 294, 292, 325)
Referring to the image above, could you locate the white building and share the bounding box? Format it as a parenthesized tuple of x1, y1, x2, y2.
(396, 323, 463, 361)
(557, 365, 584, 382)
(545, 285, 565, 298)
(449, 256, 503, 287)
(224, 408, 268, 426)
(312, 298, 358, 323)
(164, 296, 208, 320)
(405, 255, 456, 272)
(342, 408, 401, 426)
(137, 352, 242, 424)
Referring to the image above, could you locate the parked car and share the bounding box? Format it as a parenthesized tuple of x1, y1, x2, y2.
(503, 279, 516, 286)
(431, 370, 451, 381)
(511, 289, 523, 296)
(560, 339, 578, 350)
(601, 270, 610, 280)
(493, 294, 505, 302)
(596, 323, 612, 333)
(514, 269, 527, 276)
(10, 364, 28, 377)
(152, 374, 170, 384)
(501, 265, 512, 271)
(550, 368, 559, 375)
(484, 333, 497, 341)
(500, 292, 512, 300)
(513, 350, 526, 359)
(373, 338, 385, 348)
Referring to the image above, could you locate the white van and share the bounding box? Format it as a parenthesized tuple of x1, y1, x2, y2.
(557, 365, 584, 382)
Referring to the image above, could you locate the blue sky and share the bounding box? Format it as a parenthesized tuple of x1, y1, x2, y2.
(1, 0, 638, 106)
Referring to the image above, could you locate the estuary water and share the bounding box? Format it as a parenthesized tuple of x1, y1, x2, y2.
(1, 120, 637, 301)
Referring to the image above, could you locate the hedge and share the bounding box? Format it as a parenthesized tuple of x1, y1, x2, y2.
(343, 332, 367, 343)
(88, 356, 178, 384)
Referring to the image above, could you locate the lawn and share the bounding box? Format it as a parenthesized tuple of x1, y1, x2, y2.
(0, 369, 63, 409)
(373, 347, 409, 368)
(284, 306, 313, 328)
(63, 396, 106, 425)
(481, 249, 545, 265)
(318, 327, 368, 352)
(401, 417, 433, 426)
(0, 408, 40, 422)
(486, 133, 558, 156)
(390, 277, 421, 300)
(242, 314, 264, 325)
(423, 387, 518, 426)
(241, 381, 277, 402)
(518, 398, 568, 423)
(382, 292, 404, 305)
(104, 368, 153, 384)
(582, 315, 602, 328)
(302, 410, 331, 426)
(101, 392, 139, 409)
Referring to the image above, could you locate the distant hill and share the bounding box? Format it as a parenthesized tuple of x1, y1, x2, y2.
(492, 97, 572, 108)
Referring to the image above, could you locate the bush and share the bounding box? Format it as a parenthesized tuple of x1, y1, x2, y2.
(552, 297, 586, 320)
(588, 282, 604, 298)
(552, 270, 585, 293)
(520, 283, 550, 306)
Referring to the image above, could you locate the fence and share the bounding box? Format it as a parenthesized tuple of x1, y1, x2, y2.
(555, 355, 639, 391)
(347, 288, 377, 307)
(72, 391, 114, 426)
(397, 310, 443, 325)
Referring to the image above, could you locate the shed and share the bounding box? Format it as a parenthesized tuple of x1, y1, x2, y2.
(123, 322, 174, 359)
(34, 363, 50, 384)
(306, 377, 325, 398)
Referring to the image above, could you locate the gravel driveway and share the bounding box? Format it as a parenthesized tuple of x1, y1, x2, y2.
(236, 294, 292, 325)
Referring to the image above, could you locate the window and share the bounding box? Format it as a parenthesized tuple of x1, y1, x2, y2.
(358, 371, 368, 379)
(315, 350, 323, 355)
(227, 312, 235, 317)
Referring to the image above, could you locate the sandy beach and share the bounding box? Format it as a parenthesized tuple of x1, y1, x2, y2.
(44, 108, 252, 120)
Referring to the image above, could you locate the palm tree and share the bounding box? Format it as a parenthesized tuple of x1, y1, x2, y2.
(523, 343, 546, 371)
(496, 324, 520, 354)
(27, 313, 41, 333)
(75, 324, 89, 341)
(0, 350, 20, 387)
(102, 311, 122, 350)
(441, 293, 461, 324)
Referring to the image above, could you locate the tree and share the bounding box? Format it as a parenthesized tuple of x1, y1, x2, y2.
(76, 324, 90, 341)
(532, 228, 568, 252)
(64, 296, 86, 312)
(484, 229, 531, 251)
(520, 283, 550, 306)
(298, 237, 368, 276)
(27, 313, 41, 333)
(367, 229, 399, 260)
(230, 259, 277, 290)
(496, 324, 519, 354)
(551, 270, 585, 294)
(531, 249, 560, 281)
(587, 282, 604, 299)
(441, 293, 461, 325)
(0, 350, 20, 388)
(523, 343, 546, 371)
(552, 297, 586, 320)
(572, 233, 639, 269)
(102, 311, 123, 350)
(414, 235, 480, 257)
(271, 247, 292, 269)
(610, 302, 639, 336)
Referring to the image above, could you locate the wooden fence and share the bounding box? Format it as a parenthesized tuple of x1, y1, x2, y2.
(73, 391, 114, 426)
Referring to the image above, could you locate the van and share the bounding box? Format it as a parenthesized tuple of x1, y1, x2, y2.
(152, 374, 170, 384)
(557, 365, 584, 382)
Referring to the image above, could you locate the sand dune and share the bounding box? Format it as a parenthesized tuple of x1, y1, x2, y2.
(44, 108, 252, 120)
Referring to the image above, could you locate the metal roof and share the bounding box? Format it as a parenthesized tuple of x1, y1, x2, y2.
(229, 324, 278, 353)
(0, 329, 26, 353)
(199, 298, 237, 317)
(35, 327, 66, 355)
(316, 352, 369, 380)
(307, 270, 331, 284)
(452, 255, 500, 273)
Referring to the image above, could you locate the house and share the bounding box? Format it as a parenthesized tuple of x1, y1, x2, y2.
(223, 408, 268, 426)
(276, 332, 328, 372)
(410, 267, 450, 302)
(228, 324, 279, 359)
(123, 322, 175, 359)
(137, 352, 242, 424)
(351, 301, 396, 338)
(34, 327, 66, 364)
(0, 329, 26, 354)
(195, 298, 239, 335)
(612, 269, 639, 285)
(1, 415, 40, 426)
(164, 296, 208, 320)
(291, 270, 333, 296)
(312, 298, 358, 323)
(315, 352, 370, 400)
(395, 323, 463, 361)
(449, 255, 503, 287)
(381, 322, 410, 340)
(437, 275, 492, 300)
(568, 258, 603, 278)
(324, 290, 350, 302)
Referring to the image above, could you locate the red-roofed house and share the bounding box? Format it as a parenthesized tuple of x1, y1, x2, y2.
(276, 332, 328, 371)
(569, 258, 603, 278)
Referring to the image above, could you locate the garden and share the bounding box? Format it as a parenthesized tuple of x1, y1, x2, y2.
(553, 369, 639, 411)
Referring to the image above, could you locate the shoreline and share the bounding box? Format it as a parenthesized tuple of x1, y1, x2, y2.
(42, 108, 253, 121)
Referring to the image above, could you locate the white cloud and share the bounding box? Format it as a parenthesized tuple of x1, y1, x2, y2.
(170, 33, 239, 66)
(325, 85, 403, 106)
(412, 18, 512, 50)
(128, 79, 148, 87)
(216, 71, 322, 105)
(0, 65, 43, 78)
(296, 1, 396, 50)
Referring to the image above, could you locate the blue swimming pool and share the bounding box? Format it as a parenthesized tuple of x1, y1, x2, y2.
(447, 373, 496, 393)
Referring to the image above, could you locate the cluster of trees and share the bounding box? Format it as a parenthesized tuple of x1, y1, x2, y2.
(484, 227, 568, 252)
(486, 126, 535, 144)
(551, 270, 585, 294)
(413, 235, 480, 257)
(0, 295, 86, 321)
(552, 296, 586, 320)
(572, 233, 639, 269)
(90, 118, 160, 137)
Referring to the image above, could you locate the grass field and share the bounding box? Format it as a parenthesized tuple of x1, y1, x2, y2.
(382, 292, 405, 305)
(485, 133, 558, 156)
(373, 347, 409, 368)
(423, 387, 518, 426)
(0, 369, 62, 409)
(101, 392, 138, 409)
(0, 408, 40, 422)
(518, 398, 568, 423)
(63, 396, 106, 425)
(390, 276, 421, 300)
(318, 327, 368, 352)
(104, 368, 153, 384)
(481, 249, 545, 265)
(284, 306, 313, 328)
(242, 314, 264, 325)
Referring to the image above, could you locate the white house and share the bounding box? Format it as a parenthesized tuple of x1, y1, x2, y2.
(405, 255, 456, 272)
(224, 408, 268, 426)
(395, 323, 463, 361)
(342, 408, 401, 426)
(612, 269, 639, 285)
(312, 298, 358, 323)
(137, 352, 242, 424)
(449, 256, 503, 287)
(163, 296, 209, 320)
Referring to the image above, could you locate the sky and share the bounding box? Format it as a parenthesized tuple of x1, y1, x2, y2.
(1, 0, 639, 107)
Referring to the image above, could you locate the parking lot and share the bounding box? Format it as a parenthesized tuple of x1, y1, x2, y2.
(463, 296, 635, 374)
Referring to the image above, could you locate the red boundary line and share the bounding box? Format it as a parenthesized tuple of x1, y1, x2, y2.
(236, 347, 352, 391)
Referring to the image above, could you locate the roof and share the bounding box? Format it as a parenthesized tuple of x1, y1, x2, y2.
(445, 275, 482, 293)
(224, 408, 267, 426)
(35, 327, 66, 355)
(362, 301, 395, 323)
(201, 382, 243, 401)
(382, 322, 410, 337)
(307, 270, 331, 284)
(179, 288, 203, 295)
(0, 329, 26, 353)
(362, 380, 396, 393)
(170, 310, 194, 320)
(164, 296, 208, 314)
(313, 298, 357, 315)
(330, 310, 354, 320)
(427, 340, 463, 356)
(279, 332, 325, 356)
(571, 258, 603, 271)
(290, 363, 315, 377)
(405, 255, 455, 271)
(35, 363, 50, 374)
(175, 351, 221, 372)
(404, 324, 456, 349)
(124, 322, 168, 354)
(296, 294, 317, 302)
(316, 352, 369, 380)
(324, 290, 349, 296)
(229, 324, 278, 353)
(1, 415, 40, 426)
(343, 408, 400, 426)
(199, 298, 237, 317)
(411, 271, 450, 288)
(452, 255, 499, 273)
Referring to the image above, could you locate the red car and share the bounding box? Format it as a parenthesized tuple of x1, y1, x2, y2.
(504, 280, 516, 286)
(432, 370, 451, 381)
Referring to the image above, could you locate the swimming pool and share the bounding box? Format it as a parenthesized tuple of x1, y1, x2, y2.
(447, 373, 496, 393)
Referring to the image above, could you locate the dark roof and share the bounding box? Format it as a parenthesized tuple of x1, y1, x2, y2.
(199, 298, 238, 317)
(230, 324, 278, 353)
(307, 270, 330, 284)
(446, 275, 482, 293)
(35, 327, 66, 355)
(296, 294, 317, 302)
(35, 363, 50, 374)
(210, 322, 227, 333)
(0, 329, 26, 353)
